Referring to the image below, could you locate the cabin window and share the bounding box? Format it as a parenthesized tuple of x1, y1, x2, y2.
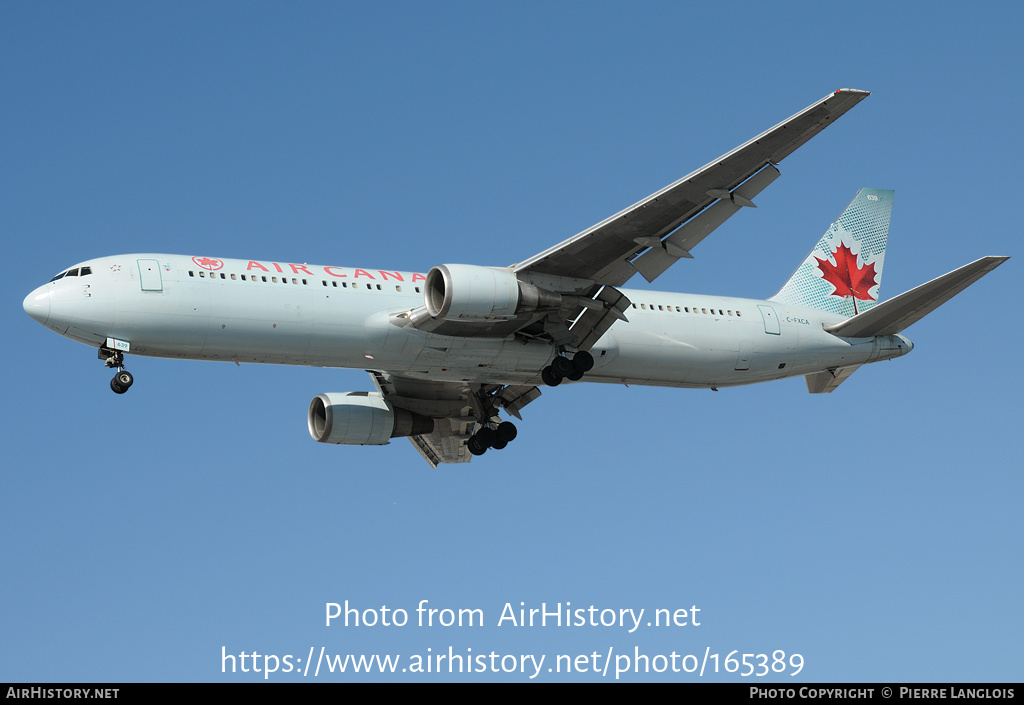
(188, 271, 194, 277)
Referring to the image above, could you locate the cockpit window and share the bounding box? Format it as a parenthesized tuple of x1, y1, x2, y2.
(47, 266, 91, 282)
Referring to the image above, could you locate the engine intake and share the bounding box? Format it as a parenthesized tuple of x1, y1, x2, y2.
(425, 264, 560, 322)
(308, 392, 433, 445)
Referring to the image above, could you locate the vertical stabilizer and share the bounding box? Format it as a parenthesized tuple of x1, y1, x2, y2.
(771, 188, 893, 317)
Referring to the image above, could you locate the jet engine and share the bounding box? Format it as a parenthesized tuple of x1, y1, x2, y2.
(424, 264, 561, 322)
(308, 392, 433, 445)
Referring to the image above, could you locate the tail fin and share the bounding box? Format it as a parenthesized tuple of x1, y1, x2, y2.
(770, 188, 893, 317)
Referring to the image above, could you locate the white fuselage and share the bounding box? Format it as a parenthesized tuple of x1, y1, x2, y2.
(23, 254, 913, 389)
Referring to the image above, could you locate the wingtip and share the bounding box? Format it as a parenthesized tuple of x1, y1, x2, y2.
(835, 88, 871, 96)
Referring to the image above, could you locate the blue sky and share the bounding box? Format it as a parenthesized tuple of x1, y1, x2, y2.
(2, 2, 1021, 682)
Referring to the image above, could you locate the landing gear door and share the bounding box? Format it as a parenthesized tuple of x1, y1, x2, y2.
(757, 305, 780, 335)
(138, 259, 163, 291)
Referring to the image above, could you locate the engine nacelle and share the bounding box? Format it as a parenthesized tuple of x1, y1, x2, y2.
(425, 264, 560, 322)
(308, 392, 433, 445)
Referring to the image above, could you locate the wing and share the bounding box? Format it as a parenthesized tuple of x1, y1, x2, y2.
(400, 90, 870, 351)
(369, 371, 541, 467)
(512, 89, 870, 287)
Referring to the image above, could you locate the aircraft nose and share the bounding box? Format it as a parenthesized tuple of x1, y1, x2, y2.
(23, 285, 51, 325)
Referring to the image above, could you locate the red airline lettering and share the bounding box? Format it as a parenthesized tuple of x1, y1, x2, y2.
(243, 259, 422, 282)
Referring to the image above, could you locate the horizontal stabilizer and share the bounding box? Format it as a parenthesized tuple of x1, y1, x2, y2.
(805, 365, 861, 393)
(824, 256, 1008, 338)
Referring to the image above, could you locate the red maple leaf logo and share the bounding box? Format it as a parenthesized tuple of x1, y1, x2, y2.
(192, 256, 224, 271)
(815, 243, 877, 302)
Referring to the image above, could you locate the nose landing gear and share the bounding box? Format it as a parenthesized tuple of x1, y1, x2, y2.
(99, 344, 134, 394)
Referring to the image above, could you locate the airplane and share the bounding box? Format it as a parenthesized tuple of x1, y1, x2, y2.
(22, 89, 1008, 467)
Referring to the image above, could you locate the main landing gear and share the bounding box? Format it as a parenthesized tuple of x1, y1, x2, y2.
(99, 345, 134, 394)
(541, 350, 594, 387)
(467, 421, 518, 456)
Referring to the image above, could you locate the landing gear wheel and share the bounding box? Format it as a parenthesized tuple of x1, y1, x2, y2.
(551, 356, 573, 376)
(475, 427, 496, 449)
(467, 436, 487, 456)
(566, 367, 584, 381)
(496, 422, 518, 443)
(110, 369, 133, 394)
(541, 366, 563, 387)
(491, 439, 508, 450)
(573, 350, 595, 372)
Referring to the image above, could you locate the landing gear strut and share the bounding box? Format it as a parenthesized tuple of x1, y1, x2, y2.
(541, 350, 593, 387)
(99, 345, 134, 394)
